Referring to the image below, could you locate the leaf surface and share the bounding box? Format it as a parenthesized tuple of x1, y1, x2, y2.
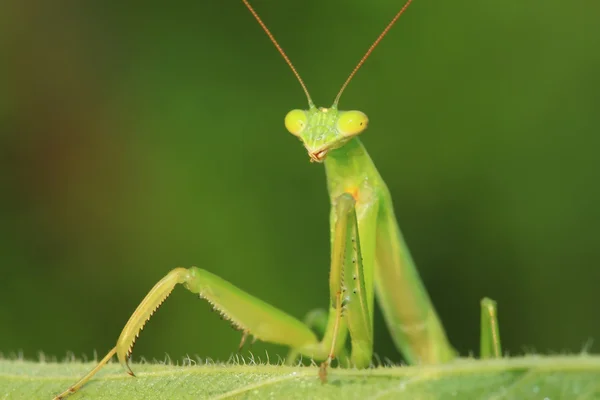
(3, 355, 600, 400)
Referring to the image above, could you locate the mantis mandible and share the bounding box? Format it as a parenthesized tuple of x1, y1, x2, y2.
(54, 0, 502, 398)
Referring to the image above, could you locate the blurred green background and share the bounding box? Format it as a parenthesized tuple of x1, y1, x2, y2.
(1, 1, 599, 366)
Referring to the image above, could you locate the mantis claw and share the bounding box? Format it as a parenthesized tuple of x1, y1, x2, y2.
(318, 360, 329, 383)
(238, 330, 250, 353)
(122, 358, 136, 377)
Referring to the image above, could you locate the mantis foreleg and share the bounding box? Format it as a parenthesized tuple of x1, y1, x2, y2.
(286, 308, 351, 367)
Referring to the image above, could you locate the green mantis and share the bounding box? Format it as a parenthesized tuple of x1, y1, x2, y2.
(53, 0, 502, 398)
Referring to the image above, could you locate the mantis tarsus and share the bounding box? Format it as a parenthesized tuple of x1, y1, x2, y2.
(54, 0, 502, 398)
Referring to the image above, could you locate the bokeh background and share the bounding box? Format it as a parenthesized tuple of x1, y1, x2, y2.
(1, 1, 599, 366)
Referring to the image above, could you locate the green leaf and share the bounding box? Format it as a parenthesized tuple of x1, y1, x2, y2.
(4, 355, 600, 399)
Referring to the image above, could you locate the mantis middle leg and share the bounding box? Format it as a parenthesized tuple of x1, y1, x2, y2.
(53, 193, 375, 399)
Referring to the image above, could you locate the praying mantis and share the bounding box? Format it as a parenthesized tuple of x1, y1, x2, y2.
(53, 0, 502, 398)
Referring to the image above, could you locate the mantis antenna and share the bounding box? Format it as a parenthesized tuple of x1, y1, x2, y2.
(242, 0, 314, 107)
(242, 0, 414, 107)
(333, 0, 414, 106)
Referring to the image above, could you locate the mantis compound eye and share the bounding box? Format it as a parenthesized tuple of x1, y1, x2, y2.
(337, 111, 369, 136)
(284, 109, 308, 136)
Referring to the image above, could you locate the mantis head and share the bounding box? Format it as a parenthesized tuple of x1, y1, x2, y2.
(243, 0, 413, 163)
(285, 106, 368, 162)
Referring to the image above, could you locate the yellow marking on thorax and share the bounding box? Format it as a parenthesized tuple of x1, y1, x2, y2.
(346, 187, 360, 202)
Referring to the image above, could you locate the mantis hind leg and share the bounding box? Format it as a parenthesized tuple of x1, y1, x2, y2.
(480, 297, 502, 358)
